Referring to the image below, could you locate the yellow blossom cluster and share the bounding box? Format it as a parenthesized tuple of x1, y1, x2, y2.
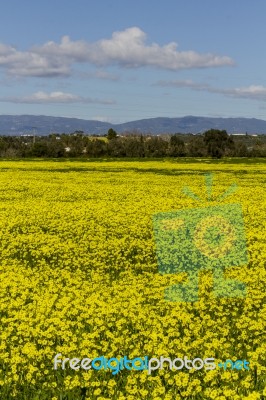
(0, 158, 265, 399)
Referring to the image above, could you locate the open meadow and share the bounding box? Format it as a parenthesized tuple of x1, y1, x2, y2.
(0, 158, 265, 399)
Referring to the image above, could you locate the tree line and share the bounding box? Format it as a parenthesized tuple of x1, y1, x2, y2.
(0, 129, 265, 158)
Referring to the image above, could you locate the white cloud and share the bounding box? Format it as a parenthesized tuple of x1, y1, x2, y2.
(0, 27, 234, 78)
(220, 85, 266, 100)
(98, 28, 234, 69)
(0, 91, 115, 104)
(0, 43, 70, 77)
(94, 70, 120, 80)
(77, 69, 120, 81)
(154, 79, 266, 102)
(155, 79, 210, 90)
(92, 115, 118, 123)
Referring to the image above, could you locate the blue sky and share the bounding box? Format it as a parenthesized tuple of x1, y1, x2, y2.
(1, 0, 266, 122)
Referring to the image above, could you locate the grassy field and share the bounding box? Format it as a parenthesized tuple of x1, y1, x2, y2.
(0, 158, 265, 399)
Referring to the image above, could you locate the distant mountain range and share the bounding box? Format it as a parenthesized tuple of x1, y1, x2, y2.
(0, 114, 266, 135)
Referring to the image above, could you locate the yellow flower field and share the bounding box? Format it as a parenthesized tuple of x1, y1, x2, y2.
(0, 158, 265, 399)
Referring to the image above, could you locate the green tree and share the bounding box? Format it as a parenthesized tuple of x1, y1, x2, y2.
(168, 134, 186, 156)
(124, 136, 145, 157)
(187, 135, 207, 157)
(203, 129, 234, 158)
(29, 142, 49, 157)
(90, 139, 107, 157)
(107, 128, 118, 140)
(234, 142, 249, 157)
(107, 137, 126, 157)
(144, 136, 168, 157)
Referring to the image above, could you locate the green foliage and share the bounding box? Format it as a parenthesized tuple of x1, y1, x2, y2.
(168, 134, 185, 156)
(107, 128, 118, 140)
(203, 129, 235, 158)
(0, 130, 265, 158)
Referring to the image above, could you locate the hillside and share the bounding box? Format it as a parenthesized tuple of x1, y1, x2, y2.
(1, 114, 266, 135)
